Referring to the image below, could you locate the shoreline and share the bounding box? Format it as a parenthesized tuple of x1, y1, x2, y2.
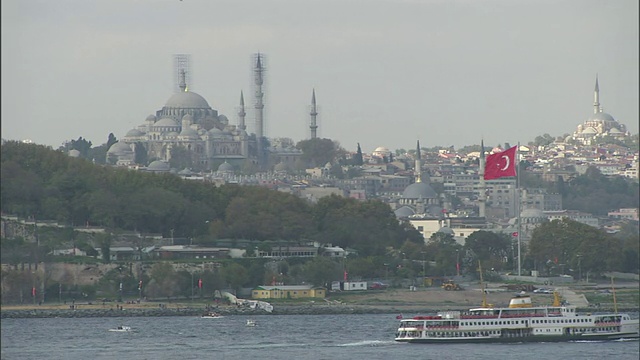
(2, 303, 638, 319)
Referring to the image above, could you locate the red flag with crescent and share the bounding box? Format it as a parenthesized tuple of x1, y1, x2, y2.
(484, 146, 517, 180)
(198, 279, 203, 289)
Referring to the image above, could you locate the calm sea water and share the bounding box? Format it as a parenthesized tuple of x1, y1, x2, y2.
(2, 314, 639, 360)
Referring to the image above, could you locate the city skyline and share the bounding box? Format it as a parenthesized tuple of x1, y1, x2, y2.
(1, 0, 638, 153)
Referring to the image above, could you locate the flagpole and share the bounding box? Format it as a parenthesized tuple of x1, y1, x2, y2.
(516, 142, 522, 276)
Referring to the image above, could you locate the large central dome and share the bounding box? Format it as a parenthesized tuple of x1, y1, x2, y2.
(165, 91, 211, 108)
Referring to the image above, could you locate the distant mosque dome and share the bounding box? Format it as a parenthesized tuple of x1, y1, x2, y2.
(218, 161, 234, 172)
(68, 149, 81, 157)
(589, 111, 616, 123)
(145, 114, 157, 122)
(147, 160, 171, 172)
(107, 142, 133, 156)
(165, 91, 210, 109)
(179, 127, 199, 139)
(155, 117, 180, 127)
(126, 128, 144, 137)
(402, 182, 437, 199)
(437, 226, 455, 236)
(394, 206, 415, 219)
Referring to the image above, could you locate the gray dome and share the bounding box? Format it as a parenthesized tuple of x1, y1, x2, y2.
(126, 128, 144, 137)
(181, 113, 194, 122)
(178, 168, 193, 176)
(218, 161, 234, 172)
(394, 206, 415, 218)
(590, 111, 615, 122)
(402, 182, 437, 199)
(146, 114, 157, 122)
(107, 142, 133, 155)
(208, 127, 224, 138)
(437, 226, 455, 235)
(155, 117, 179, 127)
(165, 91, 210, 108)
(179, 127, 199, 139)
(147, 160, 170, 171)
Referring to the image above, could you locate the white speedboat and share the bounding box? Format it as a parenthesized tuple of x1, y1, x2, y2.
(108, 326, 132, 332)
(246, 319, 256, 327)
(201, 312, 224, 319)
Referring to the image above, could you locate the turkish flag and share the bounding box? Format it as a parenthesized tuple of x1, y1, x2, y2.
(198, 279, 203, 289)
(484, 146, 517, 180)
(344, 271, 348, 281)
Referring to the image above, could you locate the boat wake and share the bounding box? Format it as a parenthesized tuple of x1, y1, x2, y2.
(338, 340, 394, 347)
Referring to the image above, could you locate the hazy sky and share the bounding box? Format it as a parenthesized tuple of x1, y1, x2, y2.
(2, 0, 638, 153)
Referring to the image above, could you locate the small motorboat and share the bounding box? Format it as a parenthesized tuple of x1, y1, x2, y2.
(246, 319, 256, 327)
(201, 312, 224, 319)
(108, 326, 132, 332)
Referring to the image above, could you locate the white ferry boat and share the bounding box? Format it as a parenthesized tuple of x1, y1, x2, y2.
(395, 293, 639, 343)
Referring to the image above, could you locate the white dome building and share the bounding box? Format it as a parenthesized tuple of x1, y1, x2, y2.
(111, 68, 254, 170)
(572, 76, 629, 145)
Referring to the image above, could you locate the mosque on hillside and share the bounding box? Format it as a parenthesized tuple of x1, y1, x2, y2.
(106, 54, 308, 172)
(106, 68, 255, 171)
(571, 76, 630, 145)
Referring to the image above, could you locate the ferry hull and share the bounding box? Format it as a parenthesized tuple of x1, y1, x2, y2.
(396, 332, 640, 344)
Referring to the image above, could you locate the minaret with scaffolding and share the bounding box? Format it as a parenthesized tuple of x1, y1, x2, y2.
(238, 91, 246, 131)
(310, 89, 318, 139)
(173, 54, 191, 93)
(253, 53, 266, 165)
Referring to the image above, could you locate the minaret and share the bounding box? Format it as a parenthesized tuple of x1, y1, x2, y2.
(478, 139, 486, 217)
(310, 89, 318, 139)
(593, 75, 601, 114)
(254, 53, 265, 139)
(415, 140, 422, 183)
(178, 69, 187, 92)
(238, 91, 246, 131)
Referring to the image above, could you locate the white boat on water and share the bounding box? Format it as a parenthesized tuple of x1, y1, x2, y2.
(395, 293, 639, 344)
(108, 326, 132, 332)
(201, 312, 224, 319)
(246, 319, 256, 327)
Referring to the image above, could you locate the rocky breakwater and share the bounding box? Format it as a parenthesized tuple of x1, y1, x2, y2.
(0, 305, 269, 319)
(1, 302, 406, 319)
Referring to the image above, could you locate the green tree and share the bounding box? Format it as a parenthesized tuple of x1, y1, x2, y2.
(528, 218, 618, 276)
(221, 262, 249, 293)
(302, 257, 342, 287)
(353, 143, 364, 166)
(464, 231, 511, 271)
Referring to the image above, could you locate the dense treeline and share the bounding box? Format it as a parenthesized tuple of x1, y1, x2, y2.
(0, 141, 422, 257)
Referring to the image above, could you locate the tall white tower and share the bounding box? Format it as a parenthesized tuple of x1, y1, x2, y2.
(593, 75, 601, 114)
(310, 89, 318, 139)
(415, 140, 422, 183)
(238, 91, 246, 131)
(253, 53, 265, 139)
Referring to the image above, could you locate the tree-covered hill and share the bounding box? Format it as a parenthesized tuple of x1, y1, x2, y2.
(0, 141, 422, 256)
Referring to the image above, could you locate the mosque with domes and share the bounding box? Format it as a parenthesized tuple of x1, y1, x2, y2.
(571, 76, 630, 145)
(107, 68, 255, 170)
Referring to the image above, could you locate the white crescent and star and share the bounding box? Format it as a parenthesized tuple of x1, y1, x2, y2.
(500, 155, 510, 171)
